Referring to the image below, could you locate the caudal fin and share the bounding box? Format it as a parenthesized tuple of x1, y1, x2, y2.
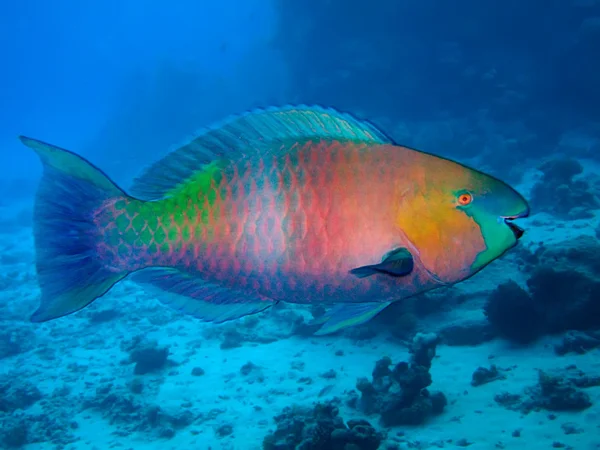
(19, 136, 128, 322)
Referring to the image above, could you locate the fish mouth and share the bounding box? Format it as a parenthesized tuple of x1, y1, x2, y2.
(502, 209, 529, 240)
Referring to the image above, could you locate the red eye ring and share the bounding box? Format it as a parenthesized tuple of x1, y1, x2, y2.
(457, 192, 473, 206)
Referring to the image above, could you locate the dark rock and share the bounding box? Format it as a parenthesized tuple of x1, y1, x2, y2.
(320, 369, 337, 379)
(494, 392, 522, 409)
(129, 342, 169, 375)
(532, 370, 592, 411)
(191, 367, 205, 376)
(216, 424, 234, 437)
(471, 365, 506, 387)
(527, 259, 600, 333)
(430, 391, 447, 415)
(240, 361, 265, 383)
(554, 331, 600, 355)
(380, 396, 433, 426)
(484, 281, 542, 344)
(489, 236, 600, 343)
(240, 361, 258, 376)
(561, 422, 583, 435)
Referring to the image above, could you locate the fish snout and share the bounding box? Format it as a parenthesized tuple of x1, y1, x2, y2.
(502, 208, 529, 240)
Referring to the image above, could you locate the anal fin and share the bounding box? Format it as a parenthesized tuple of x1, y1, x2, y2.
(130, 268, 275, 323)
(312, 302, 392, 336)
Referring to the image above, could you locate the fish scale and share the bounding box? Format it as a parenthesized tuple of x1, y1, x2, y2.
(19, 105, 529, 335)
(93, 141, 404, 303)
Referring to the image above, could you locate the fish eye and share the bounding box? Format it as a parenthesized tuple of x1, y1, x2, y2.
(457, 192, 473, 206)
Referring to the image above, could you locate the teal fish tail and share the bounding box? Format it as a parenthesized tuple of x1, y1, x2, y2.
(19, 136, 129, 322)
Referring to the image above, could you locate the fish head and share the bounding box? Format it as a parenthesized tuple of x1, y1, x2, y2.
(396, 153, 529, 284)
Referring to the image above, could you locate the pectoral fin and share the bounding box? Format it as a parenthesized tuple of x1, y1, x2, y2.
(350, 247, 414, 279)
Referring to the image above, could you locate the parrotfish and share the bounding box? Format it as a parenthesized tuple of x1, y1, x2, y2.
(19, 106, 529, 335)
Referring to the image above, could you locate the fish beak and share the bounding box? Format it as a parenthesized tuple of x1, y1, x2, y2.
(502, 209, 529, 240)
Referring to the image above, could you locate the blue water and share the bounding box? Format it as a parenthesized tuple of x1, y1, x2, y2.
(1, 1, 599, 449)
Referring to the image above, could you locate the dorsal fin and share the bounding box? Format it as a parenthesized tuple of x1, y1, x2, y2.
(129, 105, 392, 200)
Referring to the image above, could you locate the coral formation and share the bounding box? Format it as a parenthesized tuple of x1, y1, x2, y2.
(262, 398, 383, 450)
(484, 281, 542, 344)
(0, 376, 42, 413)
(485, 235, 600, 344)
(82, 382, 196, 439)
(349, 333, 446, 426)
(495, 366, 600, 413)
(0, 374, 77, 448)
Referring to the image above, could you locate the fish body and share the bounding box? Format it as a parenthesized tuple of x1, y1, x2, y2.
(20, 106, 529, 333)
(97, 142, 457, 304)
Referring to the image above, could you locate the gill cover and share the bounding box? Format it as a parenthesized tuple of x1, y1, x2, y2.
(397, 153, 529, 284)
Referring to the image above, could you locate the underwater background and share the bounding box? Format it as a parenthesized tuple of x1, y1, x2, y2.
(1, 1, 600, 449)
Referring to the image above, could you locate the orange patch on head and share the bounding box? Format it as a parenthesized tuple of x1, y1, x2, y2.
(397, 185, 486, 284)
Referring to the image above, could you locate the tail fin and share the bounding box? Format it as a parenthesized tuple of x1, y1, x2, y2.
(19, 136, 128, 322)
